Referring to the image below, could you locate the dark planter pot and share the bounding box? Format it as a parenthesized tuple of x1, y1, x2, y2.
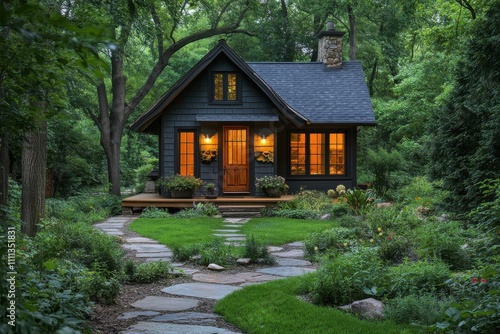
(170, 189, 195, 198)
(263, 187, 282, 198)
(205, 189, 217, 199)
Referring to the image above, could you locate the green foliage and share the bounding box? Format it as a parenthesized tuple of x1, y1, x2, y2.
(378, 235, 412, 264)
(344, 188, 375, 214)
(280, 189, 334, 212)
(173, 239, 235, 266)
(414, 220, 470, 270)
(160, 174, 203, 191)
(241, 235, 275, 265)
(255, 175, 289, 195)
(384, 294, 452, 326)
(128, 261, 175, 283)
(387, 259, 452, 297)
(33, 220, 124, 276)
(173, 203, 220, 218)
(262, 208, 322, 220)
(311, 248, 388, 306)
(46, 193, 122, 223)
(304, 227, 360, 259)
(429, 0, 500, 212)
(365, 147, 404, 196)
(141, 207, 171, 218)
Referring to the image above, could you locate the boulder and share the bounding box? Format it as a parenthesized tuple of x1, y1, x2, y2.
(350, 298, 384, 320)
(207, 263, 225, 271)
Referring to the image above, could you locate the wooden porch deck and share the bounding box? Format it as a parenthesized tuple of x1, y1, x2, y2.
(121, 193, 293, 213)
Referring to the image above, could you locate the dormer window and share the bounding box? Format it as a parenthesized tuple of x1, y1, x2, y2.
(212, 72, 239, 102)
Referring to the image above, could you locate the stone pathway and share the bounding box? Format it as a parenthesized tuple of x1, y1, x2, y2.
(95, 216, 317, 334)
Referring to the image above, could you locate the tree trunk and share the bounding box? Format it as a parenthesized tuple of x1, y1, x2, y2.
(348, 5, 356, 60)
(368, 59, 378, 97)
(21, 120, 47, 237)
(0, 136, 9, 206)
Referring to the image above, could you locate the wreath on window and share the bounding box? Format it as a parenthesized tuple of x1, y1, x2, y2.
(201, 148, 217, 164)
(255, 151, 274, 163)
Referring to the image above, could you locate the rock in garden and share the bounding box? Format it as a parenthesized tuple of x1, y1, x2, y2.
(208, 263, 225, 271)
(350, 298, 384, 320)
(236, 258, 251, 265)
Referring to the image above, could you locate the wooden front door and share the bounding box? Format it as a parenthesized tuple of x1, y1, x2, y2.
(223, 126, 249, 193)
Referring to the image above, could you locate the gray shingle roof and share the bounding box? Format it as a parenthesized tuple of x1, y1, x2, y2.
(248, 61, 376, 125)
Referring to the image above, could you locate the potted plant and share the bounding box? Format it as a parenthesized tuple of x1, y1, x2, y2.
(205, 182, 217, 199)
(255, 175, 289, 198)
(160, 174, 202, 198)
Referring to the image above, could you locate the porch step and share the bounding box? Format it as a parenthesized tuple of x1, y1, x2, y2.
(217, 205, 267, 218)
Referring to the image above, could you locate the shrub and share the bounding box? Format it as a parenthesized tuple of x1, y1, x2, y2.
(280, 189, 334, 212)
(173, 239, 235, 266)
(141, 206, 170, 218)
(364, 205, 422, 236)
(161, 174, 203, 191)
(262, 209, 322, 220)
(344, 188, 375, 214)
(396, 176, 447, 210)
(241, 235, 275, 264)
(304, 227, 360, 259)
(129, 261, 175, 283)
(311, 248, 388, 306)
(415, 220, 470, 270)
(388, 259, 452, 297)
(365, 147, 404, 195)
(378, 234, 412, 264)
(384, 294, 452, 326)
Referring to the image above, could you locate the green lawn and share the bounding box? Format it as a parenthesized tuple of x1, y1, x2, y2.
(240, 217, 339, 245)
(129, 216, 339, 247)
(129, 217, 226, 247)
(215, 276, 422, 334)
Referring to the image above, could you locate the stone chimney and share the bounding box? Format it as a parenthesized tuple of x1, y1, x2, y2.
(317, 21, 346, 68)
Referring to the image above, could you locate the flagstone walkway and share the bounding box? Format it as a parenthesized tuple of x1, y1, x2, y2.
(95, 216, 316, 334)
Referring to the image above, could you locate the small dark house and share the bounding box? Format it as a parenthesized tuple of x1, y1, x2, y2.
(131, 24, 376, 196)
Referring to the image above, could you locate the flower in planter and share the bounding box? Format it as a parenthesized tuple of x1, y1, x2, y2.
(255, 175, 289, 196)
(160, 174, 202, 191)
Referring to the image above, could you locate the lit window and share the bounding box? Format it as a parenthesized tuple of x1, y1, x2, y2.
(289, 132, 345, 176)
(179, 131, 195, 176)
(213, 72, 238, 101)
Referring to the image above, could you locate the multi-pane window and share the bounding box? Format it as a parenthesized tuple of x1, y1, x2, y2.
(290, 132, 345, 176)
(179, 131, 195, 176)
(213, 72, 238, 101)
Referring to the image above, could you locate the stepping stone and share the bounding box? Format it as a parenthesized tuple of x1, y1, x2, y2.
(276, 258, 312, 267)
(172, 268, 200, 275)
(117, 311, 160, 320)
(213, 229, 240, 233)
(223, 218, 250, 224)
(224, 242, 243, 246)
(192, 273, 246, 284)
(125, 237, 159, 243)
(267, 246, 283, 252)
(223, 224, 243, 228)
(131, 296, 198, 311)
(213, 233, 245, 237)
(162, 283, 241, 300)
(151, 312, 218, 324)
(226, 237, 246, 241)
(95, 223, 124, 229)
(235, 272, 285, 283)
(236, 258, 251, 265)
(256, 266, 316, 277)
(123, 244, 170, 252)
(103, 230, 124, 236)
(207, 263, 225, 271)
(287, 241, 305, 247)
(120, 322, 240, 334)
(272, 249, 304, 258)
(135, 252, 172, 258)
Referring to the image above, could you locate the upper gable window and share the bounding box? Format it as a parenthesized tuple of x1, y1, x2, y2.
(212, 72, 239, 102)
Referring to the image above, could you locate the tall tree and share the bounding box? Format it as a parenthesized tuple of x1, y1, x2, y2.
(79, 0, 253, 195)
(430, 0, 500, 211)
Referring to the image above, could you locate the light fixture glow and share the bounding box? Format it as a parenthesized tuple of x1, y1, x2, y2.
(204, 134, 211, 143)
(261, 135, 267, 144)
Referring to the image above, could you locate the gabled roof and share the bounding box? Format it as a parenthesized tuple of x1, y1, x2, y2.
(131, 40, 376, 133)
(131, 41, 310, 133)
(248, 62, 376, 125)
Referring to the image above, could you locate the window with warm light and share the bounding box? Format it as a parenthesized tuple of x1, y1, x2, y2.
(213, 72, 239, 102)
(178, 131, 195, 176)
(290, 132, 345, 176)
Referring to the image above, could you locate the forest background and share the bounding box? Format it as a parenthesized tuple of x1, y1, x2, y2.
(1, 0, 499, 236)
